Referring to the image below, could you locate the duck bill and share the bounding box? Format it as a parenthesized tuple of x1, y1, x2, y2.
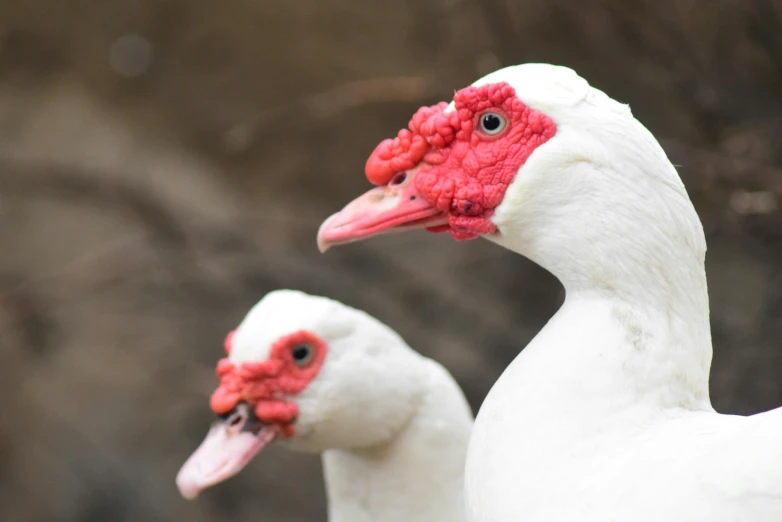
(176, 417, 275, 500)
(317, 176, 446, 253)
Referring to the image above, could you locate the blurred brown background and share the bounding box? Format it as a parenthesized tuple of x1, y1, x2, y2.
(0, 0, 781, 520)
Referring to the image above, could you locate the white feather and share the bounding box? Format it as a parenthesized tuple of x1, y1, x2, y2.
(234, 290, 473, 522)
(455, 64, 782, 522)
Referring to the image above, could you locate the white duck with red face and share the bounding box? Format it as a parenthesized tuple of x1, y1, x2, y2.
(318, 64, 782, 522)
(176, 289, 472, 522)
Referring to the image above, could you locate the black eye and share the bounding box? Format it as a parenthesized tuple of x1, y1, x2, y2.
(291, 344, 313, 366)
(478, 112, 506, 135)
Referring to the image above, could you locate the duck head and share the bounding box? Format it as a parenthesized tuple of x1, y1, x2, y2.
(317, 64, 706, 295)
(176, 290, 428, 499)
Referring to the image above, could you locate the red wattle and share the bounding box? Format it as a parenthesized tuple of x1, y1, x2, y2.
(208, 330, 328, 438)
(364, 103, 453, 186)
(362, 81, 556, 240)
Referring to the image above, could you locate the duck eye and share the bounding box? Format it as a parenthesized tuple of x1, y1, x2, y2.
(478, 112, 506, 135)
(291, 344, 313, 366)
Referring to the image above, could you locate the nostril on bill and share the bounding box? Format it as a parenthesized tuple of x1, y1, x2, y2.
(220, 402, 251, 432)
(389, 172, 407, 186)
(218, 402, 265, 434)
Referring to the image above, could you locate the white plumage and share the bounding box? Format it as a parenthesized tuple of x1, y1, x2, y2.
(319, 63, 782, 521)
(177, 290, 473, 522)
(462, 64, 782, 522)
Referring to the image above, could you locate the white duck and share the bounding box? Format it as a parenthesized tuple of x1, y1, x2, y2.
(176, 289, 472, 522)
(317, 63, 782, 521)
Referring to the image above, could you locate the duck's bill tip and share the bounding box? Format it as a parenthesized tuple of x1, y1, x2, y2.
(316, 183, 446, 253)
(176, 422, 276, 500)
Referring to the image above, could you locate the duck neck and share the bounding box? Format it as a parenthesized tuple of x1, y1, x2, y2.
(491, 153, 714, 412)
(320, 360, 472, 522)
(507, 236, 713, 417)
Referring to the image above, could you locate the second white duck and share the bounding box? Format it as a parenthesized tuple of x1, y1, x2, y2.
(176, 289, 473, 522)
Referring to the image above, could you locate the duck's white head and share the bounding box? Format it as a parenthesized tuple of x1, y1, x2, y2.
(318, 63, 706, 301)
(176, 289, 428, 499)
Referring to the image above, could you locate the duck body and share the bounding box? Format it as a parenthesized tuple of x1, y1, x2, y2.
(466, 296, 782, 522)
(318, 63, 782, 521)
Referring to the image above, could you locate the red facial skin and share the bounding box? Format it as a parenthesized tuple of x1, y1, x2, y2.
(210, 329, 328, 438)
(317, 82, 557, 249)
(174, 329, 329, 500)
